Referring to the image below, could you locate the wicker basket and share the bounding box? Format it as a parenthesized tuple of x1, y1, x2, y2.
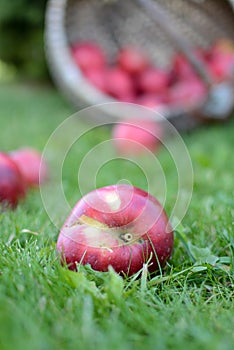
(45, 0, 234, 129)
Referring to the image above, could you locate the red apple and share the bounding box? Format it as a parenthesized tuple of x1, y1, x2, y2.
(137, 68, 169, 94)
(83, 67, 107, 92)
(168, 78, 207, 108)
(0, 152, 26, 209)
(71, 42, 106, 72)
(105, 68, 135, 100)
(112, 119, 162, 155)
(10, 148, 48, 188)
(208, 52, 234, 82)
(118, 47, 149, 75)
(205, 39, 234, 81)
(57, 184, 173, 276)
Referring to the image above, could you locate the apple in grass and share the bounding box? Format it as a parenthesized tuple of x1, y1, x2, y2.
(57, 184, 173, 276)
(10, 148, 48, 188)
(0, 152, 26, 209)
(112, 119, 162, 156)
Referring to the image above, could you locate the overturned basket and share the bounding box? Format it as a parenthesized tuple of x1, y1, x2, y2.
(45, 0, 234, 129)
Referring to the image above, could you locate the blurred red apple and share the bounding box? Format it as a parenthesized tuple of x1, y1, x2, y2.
(71, 42, 106, 72)
(118, 47, 149, 75)
(105, 68, 135, 100)
(168, 78, 207, 108)
(207, 45, 234, 81)
(10, 148, 48, 188)
(84, 67, 107, 92)
(0, 152, 26, 209)
(208, 55, 234, 81)
(137, 68, 169, 94)
(112, 119, 162, 155)
(57, 184, 173, 276)
(205, 39, 234, 81)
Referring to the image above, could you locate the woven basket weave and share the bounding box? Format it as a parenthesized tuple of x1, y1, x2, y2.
(45, 0, 234, 129)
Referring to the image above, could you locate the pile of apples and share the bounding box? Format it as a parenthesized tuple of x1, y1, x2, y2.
(0, 148, 48, 209)
(71, 38, 234, 110)
(70, 38, 234, 156)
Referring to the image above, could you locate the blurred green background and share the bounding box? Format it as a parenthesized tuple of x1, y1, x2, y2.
(0, 0, 47, 80)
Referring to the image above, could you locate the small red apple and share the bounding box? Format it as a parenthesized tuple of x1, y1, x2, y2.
(10, 148, 48, 188)
(57, 184, 173, 276)
(137, 68, 169, 94)
(168, 78, 207, 108)
(105, 68, 135, 100)
(112, 119, 162, 155)
(71, 42, 106, 72)
(205, 39, 234, 81)
(208, 52, 234, 82)
(0, 152, 26, 209)
(118, 47, 149, 75)
(83, 67, 107, 92)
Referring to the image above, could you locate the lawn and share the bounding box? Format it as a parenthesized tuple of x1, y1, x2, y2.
(0, 82, 233, 350)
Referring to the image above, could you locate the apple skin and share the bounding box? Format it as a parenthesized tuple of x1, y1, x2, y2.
(105, 68, 135, 101)
(83, 67, 107, 92)
(57, 184, 173, 276)
(10, 148, 48, 188)
(208, 51, 234, 82)
(137, 68, 169, 94)
(206, 39, 234, 82)
(112, 119, 162, 155)
(0, 152, 26, 209)
(71, 42, 106, 72)
(168, 78, 207, 108)
(118, 47, 149, 75)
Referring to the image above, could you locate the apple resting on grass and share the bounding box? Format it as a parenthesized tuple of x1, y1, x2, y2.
(57, 184, 173, 276)
(10, 148, 48, 188)
(112, 119, 162, 156)
(0, 152, 26, 209)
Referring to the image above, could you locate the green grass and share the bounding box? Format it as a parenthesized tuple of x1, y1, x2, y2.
(0, 82, 233, 350)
